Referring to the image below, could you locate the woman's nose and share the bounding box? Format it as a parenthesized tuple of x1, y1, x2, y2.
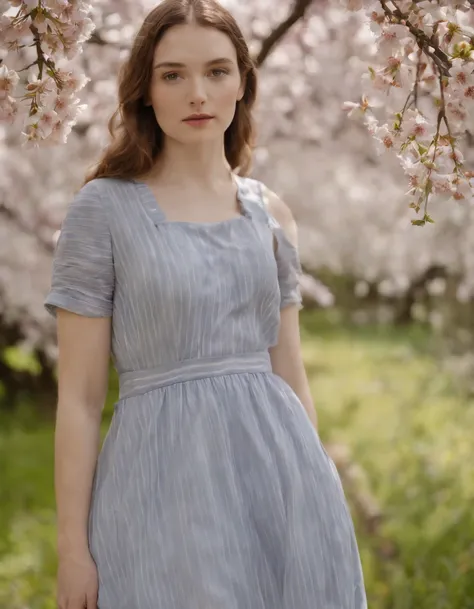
(187, 77, 207, 106)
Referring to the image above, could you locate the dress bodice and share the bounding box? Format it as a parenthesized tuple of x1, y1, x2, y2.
(44, 176, 302, 375)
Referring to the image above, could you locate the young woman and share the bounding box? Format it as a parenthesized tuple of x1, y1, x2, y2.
(45, 1, 367, 608)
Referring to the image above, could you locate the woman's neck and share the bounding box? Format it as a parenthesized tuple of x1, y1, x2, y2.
(146, 139, 233, 190)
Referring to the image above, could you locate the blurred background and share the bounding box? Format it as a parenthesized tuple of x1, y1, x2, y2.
(1, 1, 474, 607)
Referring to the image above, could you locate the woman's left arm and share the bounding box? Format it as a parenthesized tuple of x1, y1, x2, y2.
(266, 190, 318, 431)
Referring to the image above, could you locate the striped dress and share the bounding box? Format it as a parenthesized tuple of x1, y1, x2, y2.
(45, 175, 367, 609)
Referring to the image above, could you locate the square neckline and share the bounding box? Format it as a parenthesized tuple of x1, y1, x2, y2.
(131, 175, 252, 228)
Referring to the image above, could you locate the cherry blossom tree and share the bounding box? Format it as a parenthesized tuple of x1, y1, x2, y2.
(255, 3, 474, 318)
(0, 0, 96, 144)
(3, 1, 474, 227)
(341, 1, 474, 224)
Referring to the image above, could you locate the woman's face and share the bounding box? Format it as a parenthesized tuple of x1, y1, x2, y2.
(147, 23, 245, 144)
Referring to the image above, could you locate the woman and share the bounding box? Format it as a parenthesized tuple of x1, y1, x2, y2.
(45, 1, 367, 608)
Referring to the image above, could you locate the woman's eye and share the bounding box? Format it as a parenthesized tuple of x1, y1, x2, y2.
(210, 68, 228, 77)
(162, 69, 228, 81)
(163, 72, 180, 81)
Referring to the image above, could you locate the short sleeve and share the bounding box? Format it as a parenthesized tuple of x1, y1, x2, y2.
(44, 180, 114, 318)
(274, 225, 303, 310)
(255, 180, 303, 310)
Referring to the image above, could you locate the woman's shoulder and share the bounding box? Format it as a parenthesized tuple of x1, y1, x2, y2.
(236, 175, 296, 240)
(67, 177, 138, 223)
(235, 175, 265, 207)
(59, 178, 138, 239)
(74, 176, 133, 200)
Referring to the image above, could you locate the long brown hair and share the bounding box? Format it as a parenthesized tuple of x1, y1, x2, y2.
(86, 0, 258, 183)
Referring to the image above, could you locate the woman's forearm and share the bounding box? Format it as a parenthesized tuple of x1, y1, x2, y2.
(55, 402, 102, 556)
(272, 359, 318, 430)
(297, 383, 318, 430)
(287, 372, 318, 431)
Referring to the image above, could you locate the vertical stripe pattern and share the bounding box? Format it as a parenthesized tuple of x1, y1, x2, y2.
(44, 176, 366, 609)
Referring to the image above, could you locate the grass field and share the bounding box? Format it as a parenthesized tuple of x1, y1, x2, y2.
(1, 311, 473, 608)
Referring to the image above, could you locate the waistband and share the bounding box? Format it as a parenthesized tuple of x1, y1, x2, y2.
(118, 351, 272, 400)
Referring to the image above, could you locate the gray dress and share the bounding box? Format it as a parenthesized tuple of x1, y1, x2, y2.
(44, 176, 366, 609)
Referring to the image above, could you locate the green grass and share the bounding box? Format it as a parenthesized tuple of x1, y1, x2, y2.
(300, 312, 474, 608)
(1, 311, 474, 608)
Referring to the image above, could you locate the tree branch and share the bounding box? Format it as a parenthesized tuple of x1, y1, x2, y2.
(379, 0, 451, 76)
(254, 0, 314, 67)
(85, 29, 128, 49)
(87, 30, 109, 46)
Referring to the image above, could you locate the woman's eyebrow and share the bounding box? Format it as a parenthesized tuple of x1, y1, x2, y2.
(154, 57, 234, 69)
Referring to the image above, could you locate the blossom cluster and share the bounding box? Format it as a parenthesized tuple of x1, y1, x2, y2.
(0, 0, 94, 144)
(342, 0, 474, 224)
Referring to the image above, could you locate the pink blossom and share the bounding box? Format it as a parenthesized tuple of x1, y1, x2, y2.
(0, 94, 18, 122)
(417, 1, 447, 25)
(36, 108, 59, 138)
(21, 122, 42, 145)
(430, 174, 454, 197)
(47, 0, 70, 13)
(25, 73, 55, 96)
(52, 92, 75, 118)
(75, 17, 95, 40)
(0, 64, 19, 99)
(342, 100, 368, 120)
(48, 117, 73, 144)
(449, 59, 474, 93)
(445, 98, 467, 131)
(366, 70, 391, 92)
(400, 155, 425, 181)
(450, 175, 473, 202)
(56, 67, 89, 93)
(401, 110, 433, 145)
(63, 40, 84, 60)
(373, 123, 397, 154)
(376, 24, 410, 59)
(31, 10, 49, 34)
(433, 145, 463, 175)
(43, 31, 62, 55)
(342, 0, 365, 11)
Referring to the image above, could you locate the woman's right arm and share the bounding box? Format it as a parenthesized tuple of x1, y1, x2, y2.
(55, 311, 111, 557)
(55, 311, 111, 609)
(44, 180, 115, 609)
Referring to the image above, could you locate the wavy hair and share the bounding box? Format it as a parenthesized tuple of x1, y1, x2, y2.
(86, 0, 258, 183)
